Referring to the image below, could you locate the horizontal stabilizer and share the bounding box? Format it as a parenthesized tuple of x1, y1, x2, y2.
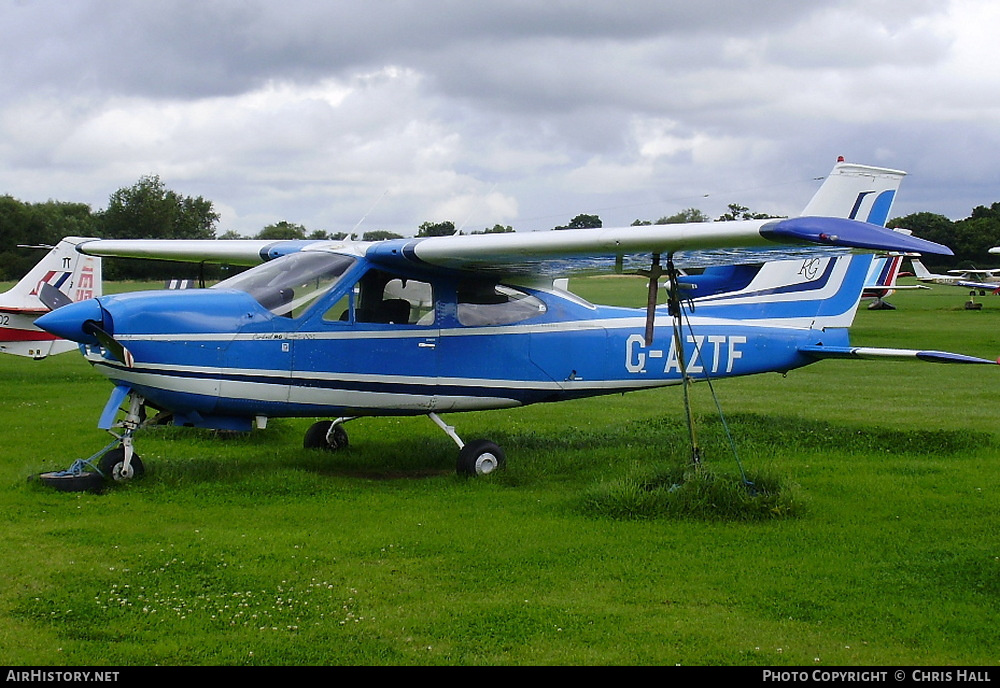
(800, 345, 999, 365)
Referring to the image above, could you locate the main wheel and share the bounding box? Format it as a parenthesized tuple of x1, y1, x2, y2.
(457, 439, 506, 476)
(303, 420, 349, 451)
(98, 448, 145, 482)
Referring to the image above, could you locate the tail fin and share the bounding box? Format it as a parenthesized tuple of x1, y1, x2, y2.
(865, 254, 903, 293)
(682, 161, 907, 328)
(0, 237, 101, 358)
(801, 159, 905, 226)
(910, 258, 933, 280)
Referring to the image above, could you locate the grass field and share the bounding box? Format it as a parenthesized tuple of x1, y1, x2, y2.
(1, 277, 999, 665)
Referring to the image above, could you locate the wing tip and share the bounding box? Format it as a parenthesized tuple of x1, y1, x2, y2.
(763, 217, 953, 256)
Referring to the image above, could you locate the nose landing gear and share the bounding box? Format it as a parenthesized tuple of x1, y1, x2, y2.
(35, 389, 148, 492)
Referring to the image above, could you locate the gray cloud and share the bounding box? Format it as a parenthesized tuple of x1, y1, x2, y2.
(0, 0, 996, 236)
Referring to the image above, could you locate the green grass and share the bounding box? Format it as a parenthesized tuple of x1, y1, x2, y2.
(2, 278, 1000, 665)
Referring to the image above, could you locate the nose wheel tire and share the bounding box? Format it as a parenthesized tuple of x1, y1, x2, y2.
(457, 439, 506, 476)
(98, 448, 145, 482)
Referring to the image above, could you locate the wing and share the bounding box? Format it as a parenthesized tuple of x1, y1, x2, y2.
(366, 217, 949, 276)
(957, 280, 1000, 292)
(75, 217, 951, 278)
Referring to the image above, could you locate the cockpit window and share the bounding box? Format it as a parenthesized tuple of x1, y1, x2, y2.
(323, 268, 434, 325)
(214, 252, 356, 317)
(457, 283, 546, 326)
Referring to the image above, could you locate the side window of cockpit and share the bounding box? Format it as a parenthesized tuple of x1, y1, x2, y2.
(321, 291, 353, 323)
(457, 283, 546, 326)
(324, 270, 434, 326)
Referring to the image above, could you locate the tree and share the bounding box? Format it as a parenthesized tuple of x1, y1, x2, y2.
(362, 230, 404, 241)
(99, 175, 219, 241)
(255, 221, 307, 240)
(0, 196, 98, 280)
(889, 210, 1000, 268)
(554, 214, 602, 230)
(970, 202, 1000, 221)
(888, 212, 960, 267)
(716, 204, 779, 222)
(952, 216, 1000, 266)
(658, 208, 710, 224)
(887, 212, 954, 246)
(471, 224, 515, 234)
(417, 220, 456, 237)
(97, 175, 219, 279)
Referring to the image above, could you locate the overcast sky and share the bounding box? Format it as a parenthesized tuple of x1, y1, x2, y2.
(2, 0, 998, 237)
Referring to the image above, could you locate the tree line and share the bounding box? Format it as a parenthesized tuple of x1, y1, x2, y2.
(888, 205, 1000, 269)
(3, 175, 999, 282)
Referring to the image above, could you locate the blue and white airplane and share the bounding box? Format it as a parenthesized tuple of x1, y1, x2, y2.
(34, 160, 998, 487)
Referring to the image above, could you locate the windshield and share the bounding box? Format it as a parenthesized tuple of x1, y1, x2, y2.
(214, 252, 356, 317)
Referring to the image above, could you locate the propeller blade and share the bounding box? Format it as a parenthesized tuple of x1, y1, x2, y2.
(83, 320, 134, 367)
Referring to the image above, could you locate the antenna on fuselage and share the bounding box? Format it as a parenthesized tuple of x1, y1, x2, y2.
(454, 183, 498, 236)
(349, 189, 389, 241)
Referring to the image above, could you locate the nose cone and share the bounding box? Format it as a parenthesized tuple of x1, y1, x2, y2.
(35, 297, 105, 345)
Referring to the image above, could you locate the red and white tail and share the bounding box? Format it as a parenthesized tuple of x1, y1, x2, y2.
(0, 237, 101, 359)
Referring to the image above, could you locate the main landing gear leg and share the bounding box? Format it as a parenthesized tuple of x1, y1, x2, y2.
(428, 413, 506, 477)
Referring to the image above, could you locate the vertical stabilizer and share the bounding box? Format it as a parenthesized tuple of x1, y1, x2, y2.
(0, 237, 101, 358)
(801, 160, 906, 226)
(910, 258, 933, 280)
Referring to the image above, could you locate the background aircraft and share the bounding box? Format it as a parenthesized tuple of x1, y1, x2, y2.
(0, 237, 101, 359)
(911, 258, 1000, 294)
(32, 160, 995, 491)
(860, 253, 931, 309)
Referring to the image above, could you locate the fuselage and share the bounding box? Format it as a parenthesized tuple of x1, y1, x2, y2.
(39, 252, 847, 431)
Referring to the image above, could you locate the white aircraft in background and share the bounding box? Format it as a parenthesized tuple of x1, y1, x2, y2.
(0, 237, 102, 358)
(911, 258, 1000, 294)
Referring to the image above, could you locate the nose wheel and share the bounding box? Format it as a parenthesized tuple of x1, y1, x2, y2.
(98, 447, 145, 482)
